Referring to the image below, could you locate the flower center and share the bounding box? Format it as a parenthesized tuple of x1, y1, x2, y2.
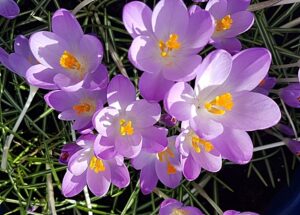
(171, 209, 189, 215)
(89, 156, 105, 173)
(73, 101, 95, 115)
(119, 119, 134, 136)
(204, 93, 234, 115)
(159, 34, 181, 57)
(192, 135, 214, 153)
(158, 148, 177, 175)
(60, 51, 81, 70)
(216, 15, 233, 32)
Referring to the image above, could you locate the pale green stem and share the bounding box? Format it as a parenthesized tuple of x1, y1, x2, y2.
(281, 17, 300, 28)
(253, 138, 300, 152)
(46, 161, 57, 215)
(277, 78, 299, 83)
(153, 188, 169, 200)
(249, 0, 300, 11)
(272, 61, 300, 69)
(72, 0, 95, 15)
(1, 85, 38, 171)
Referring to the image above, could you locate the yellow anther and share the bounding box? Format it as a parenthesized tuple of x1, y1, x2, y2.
(191, 135, 214, 153)
(73, 102, 93, 115)
(159, 34, 181, 57)
(204, 93, 234, 115)
(60, 51, 81, 70)
(216, 15, 233, 32)
(89, 156, 105, 173)
(171, 209, 189, 215)
(167, 162, 177, 175)
(158, 148, 177, 175)
(119, 119, 134, 136)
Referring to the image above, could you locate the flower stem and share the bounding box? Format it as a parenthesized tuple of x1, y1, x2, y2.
(277, 78, 299, 83)
(72, 0, 95, 15)
(272, 61, 300, 69)
(248, 0, 300, 11)
(1, 85, 38, 171)
(153, 188, 169, 200)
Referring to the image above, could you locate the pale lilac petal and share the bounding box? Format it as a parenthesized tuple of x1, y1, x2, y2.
(128, 35, 162, 73)
(211, 37, 242, 54)
(206, 0, 227, 19)
(152, 0, 189, 40)
(222, 48, 272, 92)
(140, 126, 168, 153)
(213, 127, 253, 164)
(87, 166, 111, 196)
(44, 90, 77, 111)
(155, 159, 182, 188)
(0, 0, 19, 19)
(123, 1, 152, 38)
(139, 72, 174, 102)
(280, 83, 300, 108)
(93, 107, 119, 137)
(94, 135, 116, 160)
(190, 113, 224, 140)
(183, 155, 201, 181)
(140, 162, 158, 195)
(195, 49, 232, 90)
(184, 207, 204, 215)
(107, 75, 136, 109)
(72, 117, 93, 131)
(164, 82, 195, 121)
(110, 161, 130, 188)
(159, 199, 183, 214)
(62, 170, 86, 197)
(26, 64, 58, 89)
(83, 64, 108, 90)
(185, 6, 214, 49)
(127, 99, 161, 128)
(131, 150, 155, 170)
(29, 31, 69, 69)
(217, 91, 281, 131)
(52, 9, 83, 44)
(163, 55, 202, 82)
(192, 149, 222, 172)
(115, 134, 142, 158)
(68, 148, 91, 176)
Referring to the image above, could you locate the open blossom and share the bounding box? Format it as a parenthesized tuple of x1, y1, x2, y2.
(0, 35, 38, 79)
(123, 0, 214, 101)
(224, 210, 259, 215)
(206, 0, 254, 53)
(27, 9, 107, 91)
(62, 134, 130, 197)
(131, 137, 182, 194)
(93, 75, 164, 159)
(280, 83, 300, 108)
(0, 0, 19, 19)
(59, 143, 81, 164)
(165, 48, 281, 140)
(159, 198, 203, 215)
(45, 87, 107, 132)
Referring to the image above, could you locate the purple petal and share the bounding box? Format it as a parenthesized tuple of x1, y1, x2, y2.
(87, 165, 111, 197)
(26, 64, 58, 89)
(227, 0, 251, 14)
(44, 90, 77, 111)
(195, 49, 232, 90)
(287, 140, 300, 156)
(211, 37, 242, 54)
(222, 48, 272, 92)
(213, 127, 253, 164)
(182, 154, 201, 181)
(94, 135, 116, 160)
(93, 107, 120, 137)
(159, 199, 183, 215)
(107, 75, 136, 109)
(62, 170, 86, 197)
(123, 1, 152, 38)
(115, 134, 142, 158)
(83, 64, 108, 90)
(184, 206, 204, 215)
(52, 9, 83, 44)
(206, 0, 228, 19)
(68, 148, 92, 176)
(8, 53, 31, 78)
(127, 99, 161, 128)
(110, 159, 130, 188)
(131, 149, 155, 170)
(280, 83, 300, 108)
(218, 91, 281, 131)
(59, 143, 82, 165)
(140, 126, 168, 153)
(0, 47, 13, 71)
(164, 82, 195, 121)
(139, 71, 174, 102)
(140, 162, 158, 195)
(191, 149, 222, 172)
(0, 0, 19, 19)
(152, 0, 189, 40)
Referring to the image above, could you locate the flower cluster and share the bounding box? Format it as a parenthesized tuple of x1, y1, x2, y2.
(1, 0, 300, 213)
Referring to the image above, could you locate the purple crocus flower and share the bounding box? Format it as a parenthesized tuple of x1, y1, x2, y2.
(161, 113, 177, 127)
(253, 75, 277, 95)
(62, 134, 130, 197)
(224, 210, 259, 215)
(123, 0, 214, 101)
(287, 140, 300, 156)
(276, 123, 294, 137)
(206, 0, 254, 53)
(0, 35, 38, 78)
(0, 0, 19, 19)
(131, 137, 182, 195)
(177, 121, 253, 180)
(165, 48, 281, 140)
(280, 83, 300, 108)
(59, 143, 81, 165)
(159, 198, 203, 215)
(27, 9, 107, 91)
(93, 75, 165, 159)
(45, 87, 107, 132)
